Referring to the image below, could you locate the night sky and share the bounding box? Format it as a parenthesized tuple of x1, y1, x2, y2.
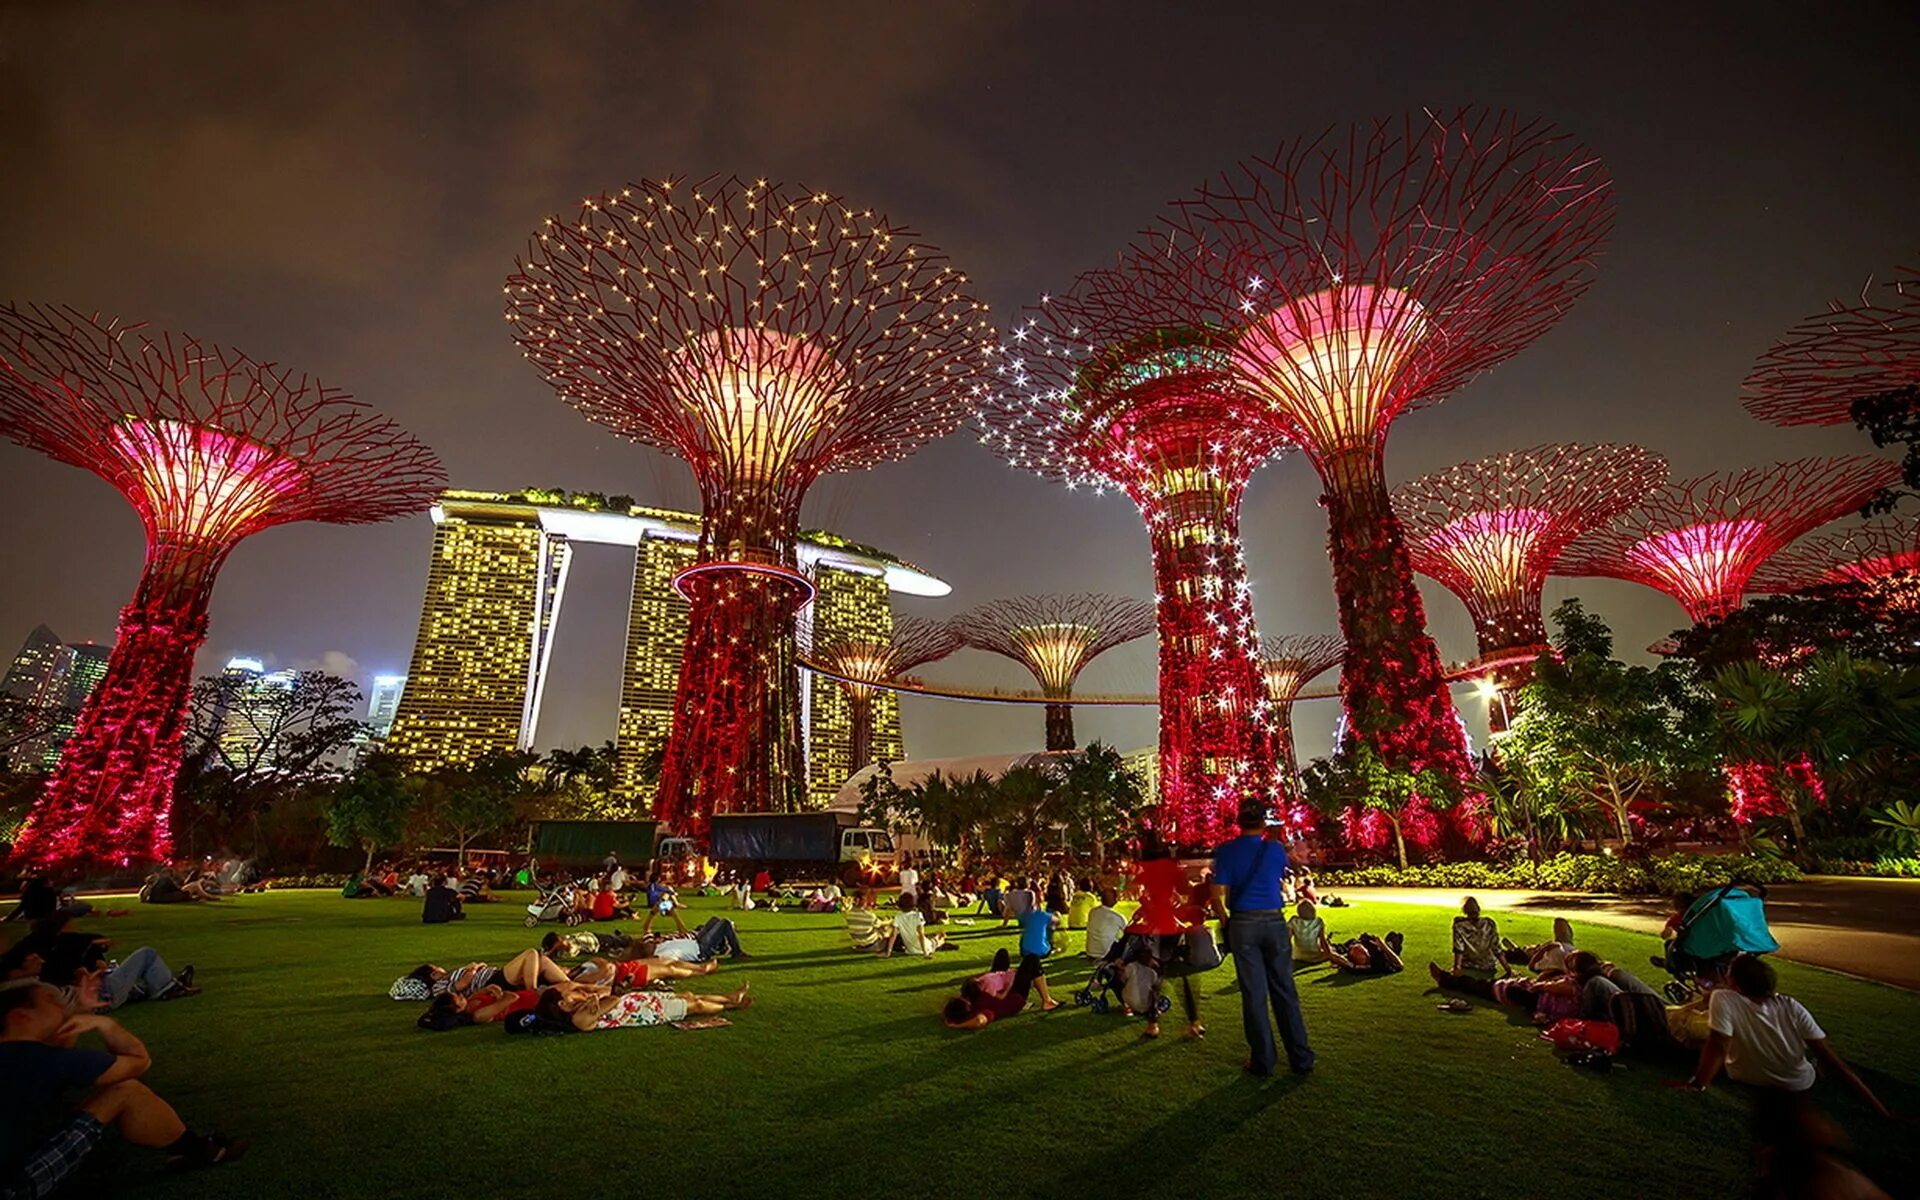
(2, 3, 1916, 766)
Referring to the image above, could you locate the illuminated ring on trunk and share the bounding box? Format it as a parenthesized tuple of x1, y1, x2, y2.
(670, 559, 818, 607)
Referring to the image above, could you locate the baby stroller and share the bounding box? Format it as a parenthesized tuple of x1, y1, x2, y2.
(1073, 934, 1173, 1016)
(1656, 883, 1779, 1002)
(524, 881, 587, 928)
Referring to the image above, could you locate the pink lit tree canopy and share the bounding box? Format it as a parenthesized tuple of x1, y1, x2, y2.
(1752, 514, 1920, 600)
(1394, 443, 1667, 698)
(982, 254, 1293, 844)
(1558, 457, 1903, 624)
(1742, 265, 1920, 428)
(507, 176, 994, 840)
(951, 593, 1155, 753)
(0, 305, 443, 868)
(811, 615, 962, 771)
(1133, 109, 1616, 781)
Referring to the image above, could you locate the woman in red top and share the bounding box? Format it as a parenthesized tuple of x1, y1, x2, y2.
(1127, 840, 1202, 1041)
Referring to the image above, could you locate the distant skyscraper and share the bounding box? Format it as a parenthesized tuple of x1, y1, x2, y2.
(216, 657, 296, 769)
(3, 625, 72, 710)
(388, 489, 939, 810)
(366, 675, 406, 739)
(35, 643, 111, 770)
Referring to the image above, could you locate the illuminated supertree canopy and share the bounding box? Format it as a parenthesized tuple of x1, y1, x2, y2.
(1753, 515, 1920, 609)
(1394, 443, 1668, 712)
(1558, 457, 1903, 624)
(951, 593, 1154, 753)
(1260, 633, 1343, 789)
(811, 615, 962, 771)
(983, 258, 1294, 846)
(1128, 108, 1615, 781)
(0, 305, 443, 868)
(506, 176, 994, 841)
(1741, 264, 1919, 429)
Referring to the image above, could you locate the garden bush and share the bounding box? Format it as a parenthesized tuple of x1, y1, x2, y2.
(1804, 855, 1920, 879)
(1318, 852, 1800, 895)
(265, 873, 351, 890)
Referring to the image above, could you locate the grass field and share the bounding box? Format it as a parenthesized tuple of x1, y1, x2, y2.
(9, 889, 1916, 1199)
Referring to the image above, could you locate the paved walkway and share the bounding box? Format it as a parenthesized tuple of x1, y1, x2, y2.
(1339, 876, 1920, 992)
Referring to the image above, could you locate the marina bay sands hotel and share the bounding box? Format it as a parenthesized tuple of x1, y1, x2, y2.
(384, 488, 948, 805)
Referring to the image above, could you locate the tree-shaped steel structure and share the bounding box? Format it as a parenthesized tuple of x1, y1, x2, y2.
(951, 594, 1154, 752)
(0, 306, 443, 867)
(1131, 109, 1614, 781)
(1742, 265, 1919, 427)
(507, 176, 993, 842)
(1559, 457, 1902, 624)
(1753, 515, 1920, 610)
(983, 266, 1293, 844)
(1260, 633, 1343, 790)
(1394, 443, 1667, 719)
(810, 615, 962, 772)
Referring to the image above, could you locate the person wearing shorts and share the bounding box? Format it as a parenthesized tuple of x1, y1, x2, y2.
(537, 980, 753, 1031)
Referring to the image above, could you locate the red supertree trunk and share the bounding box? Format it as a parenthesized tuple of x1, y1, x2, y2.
(847, 691, 875, 771)
(1043, 702, 1076, 751)
(1322, 447, 1470, 779)
(1140, 491, 1276, 848)
(11, 543, 227, 868)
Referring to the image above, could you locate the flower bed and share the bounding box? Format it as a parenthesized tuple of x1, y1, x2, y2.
(1318, 852, 1801, 895)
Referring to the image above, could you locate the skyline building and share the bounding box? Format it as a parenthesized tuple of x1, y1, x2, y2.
(387, 489, 945, 811)
(216, 656, 296, 769)
(366, 675, 406, 739)
(2, 628, 115, 770)
(3, 624, 72, 710)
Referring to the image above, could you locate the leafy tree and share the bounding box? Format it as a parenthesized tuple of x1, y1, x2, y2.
(1851, 384, 1920, 515)
(1049, 743, 1147, 865)
(324, 753, 418, 872)
(1504, 600, 1716, 847)
(989, 763, 1064, 876)
(1673, 578, 1920, 672)
(859, 763, 1000, 868)
(427, 750, 535, 865)
(1301, 743, 1459, 868)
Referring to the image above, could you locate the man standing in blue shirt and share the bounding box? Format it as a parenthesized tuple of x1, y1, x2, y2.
(1212, 803, 1314, 1078)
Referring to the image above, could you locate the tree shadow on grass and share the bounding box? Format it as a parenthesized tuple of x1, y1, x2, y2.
(1027, 1071, 1308, 1188)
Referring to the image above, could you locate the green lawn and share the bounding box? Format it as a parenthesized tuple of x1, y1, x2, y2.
(10, 890, 1916, 1199)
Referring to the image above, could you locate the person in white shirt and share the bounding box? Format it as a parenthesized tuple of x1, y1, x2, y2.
(879, 894, 944, 957)
(405, 871, 431, 898)
(608, 865, 628, 892)
(1287, 899, 1329, 965)
(1082, 888, 1126, 959)
(1683, 954, 1890, 1119)
(896, 865, 919, 904)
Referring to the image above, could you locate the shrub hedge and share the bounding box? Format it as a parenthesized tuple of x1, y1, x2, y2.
(1318, 852, 1801, 896)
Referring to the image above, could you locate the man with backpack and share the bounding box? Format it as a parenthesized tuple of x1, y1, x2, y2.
(1211, 802, 1314, 1079)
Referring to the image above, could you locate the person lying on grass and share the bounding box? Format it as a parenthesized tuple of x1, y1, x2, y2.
(1321, 931, 1405, 975)
(1427, 962, 1583, 1026)
(941, 948, 1060, 1029)
(0, 980, 245, 1195)
(1500, 918, 1576, 974)
(388, 948, 572, 1000)
(567, 953, 717, 988)
(5, 918, 200, 1010)
(637, 916, 750, 963)
(416, 978, 608, 1030)
(537, 979, 752, 1030)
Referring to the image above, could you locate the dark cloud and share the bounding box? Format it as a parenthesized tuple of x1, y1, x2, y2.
(2, 2, 1916, 762)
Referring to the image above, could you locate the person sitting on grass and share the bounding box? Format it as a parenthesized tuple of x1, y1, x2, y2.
(140, 869, 226, 904)
(878, 894, 946, 958)
(537, 979, 752, 1031)
(454, 872, 494, 904)
(1322, 931, 1406, 975)
(1287, 900, 1329, 966)
(1676, 953, 1892, 1120)
(1083, 888, 1126, 960)
(1501, 918, 1575, 974)
(588, 877, 633, 922)
(0, 980, 245, 1194)
(641, 915, 750, 964)
(421, 875, 466, 925)
(978, 875, 1005, 921)
(641, 870, 691, 935)
(1451, 897, 1504, 974)
(1000, 877, 1036, 928)
(341, 869, 392, 899)
(846, 904, 887, 950)
(941, 947, 1060, 1029)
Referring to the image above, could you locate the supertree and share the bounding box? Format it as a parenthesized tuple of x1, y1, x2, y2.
(0, 306, 443, 867)
(951, 594, 1155, 753)
(1558, 457, 1903, 624)
(507, 177, 993, 842)
(1753, 515, 1920, 610)
(810, 615, 962, 771)
(1259, 633, 1343, 791)
(1742, 264, 1919, 426)
(1129, 109, 1615, 782)
(1393, 443, 1668, 726)
(982, 268, 1294, 845)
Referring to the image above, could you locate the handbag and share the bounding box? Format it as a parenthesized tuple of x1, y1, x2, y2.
(1184, 925, 1224, 972)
